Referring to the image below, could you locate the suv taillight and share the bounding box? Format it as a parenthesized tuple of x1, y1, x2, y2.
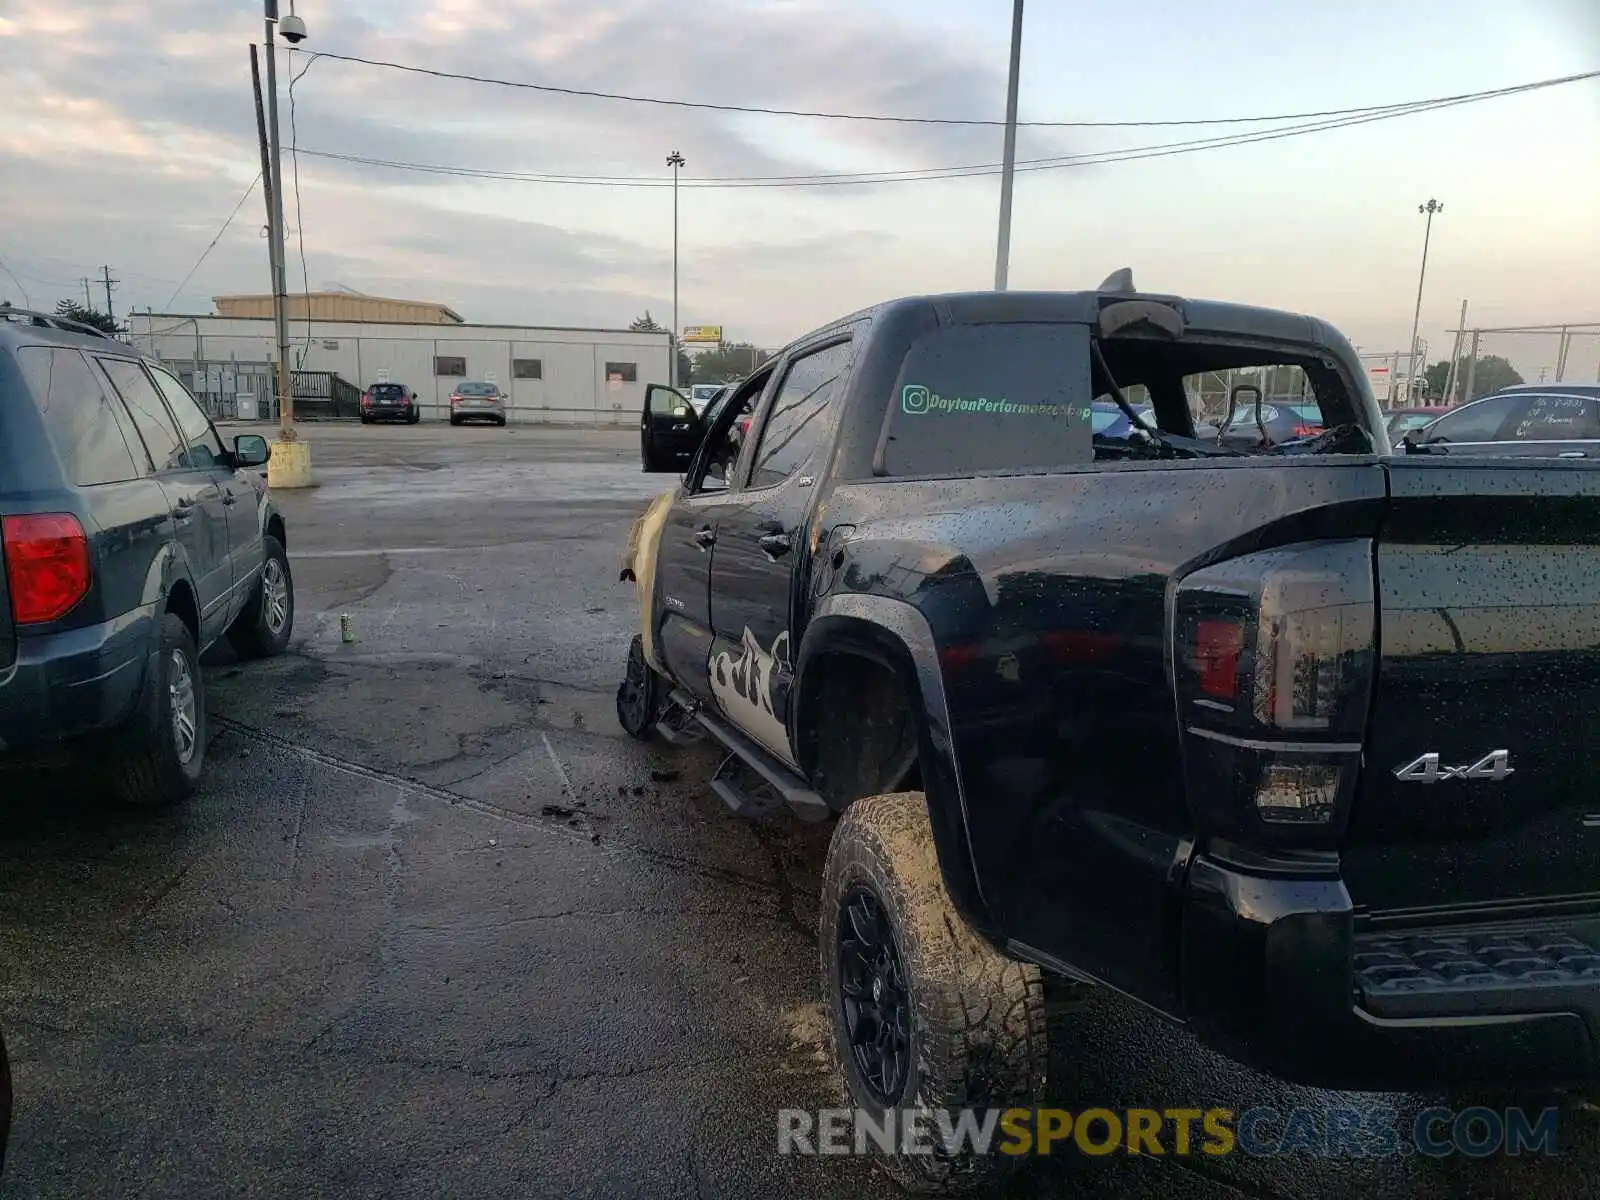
(3, 513, 92, 625)
(1173, 540, 1374, 847)
(361, 392, 373, 407)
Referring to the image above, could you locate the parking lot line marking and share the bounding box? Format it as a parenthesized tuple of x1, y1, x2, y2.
(541, 731, 575, 798)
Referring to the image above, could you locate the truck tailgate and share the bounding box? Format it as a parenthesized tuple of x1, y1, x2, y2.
(1344, 459, 1600, 913)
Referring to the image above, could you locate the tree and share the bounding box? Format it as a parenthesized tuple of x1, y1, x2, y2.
(1466, 354, 1524, 398)
(689, 342, 771, 383)
(53, 299, 117, 335)
(1423, 359, 1452, 398)
(1423, 354, 1524, 402)
(630, 311, 663, 332)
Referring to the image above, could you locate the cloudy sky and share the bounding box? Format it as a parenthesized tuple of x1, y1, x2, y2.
(1, 0, 1597, 372)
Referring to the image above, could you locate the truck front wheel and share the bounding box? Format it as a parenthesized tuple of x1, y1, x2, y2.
(820, 791, 1048, 1194)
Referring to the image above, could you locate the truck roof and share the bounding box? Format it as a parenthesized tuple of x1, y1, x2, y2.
(818, 288, 1352, 359)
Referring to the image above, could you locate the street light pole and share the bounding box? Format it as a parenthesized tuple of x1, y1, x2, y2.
(667, 150, 685, 389)
(259, 1, 312, 485)
(1406, 198, 1442, 406)
(993, 0, 1024, 292)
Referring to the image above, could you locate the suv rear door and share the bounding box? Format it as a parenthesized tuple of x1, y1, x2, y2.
(96, 356, 233, 647)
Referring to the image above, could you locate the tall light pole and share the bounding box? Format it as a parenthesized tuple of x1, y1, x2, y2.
(993, 0, 1024, 291)
(259, 1, 313, 486)
(1406, 198, 1442, 407)
(667, 150, 685, 388)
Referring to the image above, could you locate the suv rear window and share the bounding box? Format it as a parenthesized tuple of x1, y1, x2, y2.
(879, 324, 1093, 476)
(16, 346, 144, 486)
(370, 383, 406, 398)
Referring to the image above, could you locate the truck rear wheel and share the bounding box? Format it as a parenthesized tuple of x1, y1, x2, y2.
(820, 791, 1048, 1194)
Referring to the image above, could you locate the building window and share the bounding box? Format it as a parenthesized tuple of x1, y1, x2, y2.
(513, 358, 543, 380)
(435, 356, 466, 377)
(605, 361, 638, 383)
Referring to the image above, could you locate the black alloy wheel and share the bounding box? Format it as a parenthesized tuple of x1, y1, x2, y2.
(837, 883, 912, 1106)
(615, 634, 658, 740)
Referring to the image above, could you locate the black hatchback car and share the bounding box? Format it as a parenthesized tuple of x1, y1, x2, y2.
(0, 309, 295, 805)
(360, 381, 419, 424)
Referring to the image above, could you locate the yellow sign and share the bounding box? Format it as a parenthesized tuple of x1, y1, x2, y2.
(682, 325, 723, 344)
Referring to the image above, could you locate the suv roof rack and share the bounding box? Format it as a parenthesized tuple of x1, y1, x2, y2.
(0, 306, 118, 341)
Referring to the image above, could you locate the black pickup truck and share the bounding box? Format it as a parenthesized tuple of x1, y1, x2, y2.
(619, 277, 1600, 1192)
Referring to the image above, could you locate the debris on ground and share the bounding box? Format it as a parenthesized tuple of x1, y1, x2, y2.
(649, 768, 680, 783)
(541, 804, 576, 819)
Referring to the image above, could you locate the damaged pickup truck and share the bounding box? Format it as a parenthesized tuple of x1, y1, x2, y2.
(618, 274, 1600, 1192)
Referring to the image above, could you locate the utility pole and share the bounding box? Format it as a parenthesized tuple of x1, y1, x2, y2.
(254, 1, 312, 485)
(667, 150, 685, 388)
(81, 278, 93, 310)
(1407, 199, 1442, 407)
(100, 266, 119, 326)
(1463, 329, 1481, 402)
(1442, 299, 1467, 405)
(993, 0, 1024, 292)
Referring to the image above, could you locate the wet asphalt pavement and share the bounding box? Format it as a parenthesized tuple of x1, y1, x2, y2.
(2, 423, 1597, 1198)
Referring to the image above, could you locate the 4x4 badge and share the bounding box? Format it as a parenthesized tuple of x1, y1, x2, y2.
(1392, 750, 1514, 784)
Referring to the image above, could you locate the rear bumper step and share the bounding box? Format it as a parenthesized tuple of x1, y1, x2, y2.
(1181, 854, 1600, 1089)
(1356, 923, 1600, 1019)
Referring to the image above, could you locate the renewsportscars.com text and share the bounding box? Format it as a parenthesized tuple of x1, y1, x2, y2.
(778, 1105, 1560, 1160)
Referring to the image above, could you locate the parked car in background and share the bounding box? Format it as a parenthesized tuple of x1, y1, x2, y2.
(448, 381, 507, 426)
(688, 383, 726, 413)
(360, 382, 419, 424)
(0, 308, 295, 806)
(1216, 398, 1324, 447)
(1382, 405, 1450, 443)
(1399, 385, 1600, 457)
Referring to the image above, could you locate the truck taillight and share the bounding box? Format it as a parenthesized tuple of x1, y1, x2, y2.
(3, 513, 92, 625)
(1174, 540, 1375, 845)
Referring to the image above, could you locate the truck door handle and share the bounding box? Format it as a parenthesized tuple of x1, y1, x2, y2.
(693, 527, 717, 548)
(758, 532, 792, 557)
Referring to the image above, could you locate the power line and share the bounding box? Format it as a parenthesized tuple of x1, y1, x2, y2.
(305, 51, 1598, 129)
(163, 175, 263, 309)
(0, 256, 33, 307)
(292, 76, 1589, 191)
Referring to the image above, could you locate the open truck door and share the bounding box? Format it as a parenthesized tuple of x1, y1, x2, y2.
(641, 384, 703, 472)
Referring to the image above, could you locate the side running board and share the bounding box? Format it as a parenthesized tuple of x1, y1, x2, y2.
(666, 689, 831, 823)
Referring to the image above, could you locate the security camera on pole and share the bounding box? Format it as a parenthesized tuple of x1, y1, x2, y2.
(260, 0, 312, 487)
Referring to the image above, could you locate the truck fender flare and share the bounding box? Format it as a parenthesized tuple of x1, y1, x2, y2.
(797, 594, 994, 932)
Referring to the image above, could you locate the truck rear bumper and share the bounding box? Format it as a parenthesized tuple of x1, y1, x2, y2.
(1181, 852, 1600, 1091)
(0, 605, 156, 755)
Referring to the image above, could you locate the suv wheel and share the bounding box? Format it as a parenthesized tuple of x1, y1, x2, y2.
(615, 634, 660, 739)
(821, 792, 1048, 1194)
(228, 535, 295, 658)
(108, 612, 206, 807)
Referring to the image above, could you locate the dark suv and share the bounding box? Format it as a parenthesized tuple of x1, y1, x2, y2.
(0, 309, 295, 806)
(360, 381, 419, 424)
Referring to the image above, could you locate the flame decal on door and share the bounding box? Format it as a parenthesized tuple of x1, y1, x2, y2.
(710, 627, 795, 765)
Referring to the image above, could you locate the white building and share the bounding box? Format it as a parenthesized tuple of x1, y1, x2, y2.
(126, 308, 671, 426)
